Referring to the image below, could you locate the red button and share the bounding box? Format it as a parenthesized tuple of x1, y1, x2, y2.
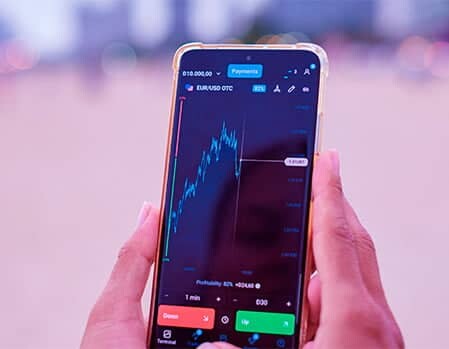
(157, 305, 215, 330)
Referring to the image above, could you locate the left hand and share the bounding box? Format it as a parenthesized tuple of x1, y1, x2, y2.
(81, 202, 159, 349)
(81, 203, 236, 349)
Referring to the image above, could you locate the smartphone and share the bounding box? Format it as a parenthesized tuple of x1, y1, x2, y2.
(147, 43, 328, 349)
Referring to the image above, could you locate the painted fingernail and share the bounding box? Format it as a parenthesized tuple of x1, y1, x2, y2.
(329, 149, 340, 175)
(136, 201, 151, 228)
(197, 343, 219, 349)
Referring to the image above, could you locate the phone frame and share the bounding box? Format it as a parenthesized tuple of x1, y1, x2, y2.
(146, 42, 329, 349)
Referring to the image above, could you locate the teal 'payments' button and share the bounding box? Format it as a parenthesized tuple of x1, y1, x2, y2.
(235, 310, 295, 336)
(227, 64, 263, 78)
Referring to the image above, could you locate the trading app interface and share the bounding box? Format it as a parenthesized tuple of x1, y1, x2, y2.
(151, 49, 321, 349)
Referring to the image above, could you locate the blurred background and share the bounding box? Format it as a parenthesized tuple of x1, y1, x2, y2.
(1, 1, 448, 348)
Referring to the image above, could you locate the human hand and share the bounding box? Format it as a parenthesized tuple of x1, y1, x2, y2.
(198, 151, 404, 349)
(81, 150, 404, 349)
(81, 202, 159, 349)
(303, 150, 404, 349)
(80, 202, 237, 349)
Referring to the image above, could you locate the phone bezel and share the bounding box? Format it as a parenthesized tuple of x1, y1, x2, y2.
(146, 42, 328, 349)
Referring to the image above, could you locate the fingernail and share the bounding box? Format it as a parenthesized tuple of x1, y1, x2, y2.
(329, 149, 340, 175)
(197, 343, 219, 349)
(136, 201, 151, 228)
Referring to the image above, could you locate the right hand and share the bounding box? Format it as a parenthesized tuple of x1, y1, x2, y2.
(303, 150, 404, 349)
(199, 150, 404, 349)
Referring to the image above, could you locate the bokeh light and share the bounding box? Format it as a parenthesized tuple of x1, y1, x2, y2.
(3, 39, 39, 72)
(256, 32, 310, 45)
(425, 41, 449, 79)
(101, 42, 137, 77)
(1, 2, 449, 349)
(396, 35, 432, 72)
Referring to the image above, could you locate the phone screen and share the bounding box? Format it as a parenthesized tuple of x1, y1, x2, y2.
(150, 48, 321, 349)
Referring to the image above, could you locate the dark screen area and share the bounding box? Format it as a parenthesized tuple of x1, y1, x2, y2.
(150, 48, 321, 349)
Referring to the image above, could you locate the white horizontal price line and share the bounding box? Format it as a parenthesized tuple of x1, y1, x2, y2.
(240, 157, 309, 167)
(240, 158, 284, 163)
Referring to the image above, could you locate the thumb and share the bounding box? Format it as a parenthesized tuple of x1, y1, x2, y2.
(312, 151, 363, 304)
(103, 202, 159, 302)
(87, 202, 159, 324)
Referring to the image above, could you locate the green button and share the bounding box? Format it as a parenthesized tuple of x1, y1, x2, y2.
(235, 310, 295, 336)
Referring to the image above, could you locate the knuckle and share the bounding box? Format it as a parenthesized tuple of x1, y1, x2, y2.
(356, 228, 377, 254)
(332, 215, 354, 245)
(328, 176, 344, 195)
(86, 295, 116, 325)
(313, 175, 343, 203)
(118, 243, 139, 261)
(116, 242, 150, 270)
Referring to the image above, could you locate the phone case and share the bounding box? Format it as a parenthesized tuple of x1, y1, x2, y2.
(147, 42, 329, 349)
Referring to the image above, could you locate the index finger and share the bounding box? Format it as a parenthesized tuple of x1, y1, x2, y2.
(343, 198, 387, 304)
(312, 151, 363, 298)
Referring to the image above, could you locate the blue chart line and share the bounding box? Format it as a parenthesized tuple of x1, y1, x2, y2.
(164, 120, 241, 258)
